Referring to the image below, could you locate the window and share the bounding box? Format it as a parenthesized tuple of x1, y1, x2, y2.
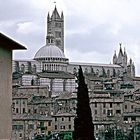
(107, 69, 110, 77)
(131, 105, 134, 109)
(125, 105, 127, 109)
(28, 109, 31, 113)
(23, 101, 25, 104)
(95, 110, 97, 115)
(60, 125, 65, 130)
(62, 118, 64, 121)
(21, 64, 25, 73)
(34, 109, 37, 113)
(55, 117, 57, 121)
(116, 110, 121, 114)
(103, 103, 106, 108)
(55, 125, 57, 130)
(95, 125, 98, 130)
(23, 108, 25, 113)
(69, 125, 71, 129)
(32, 64, 36, 73)
(16, 100, 18, 104)
(48, 121, 51, 126)
(107, 110, 113, 116)
(40, 122, 44, 127)
(19, 133, 22, 138)
(110, 103, 112, 108)
(95, 102, 97, 108)
(16, 108, 19, 113)
(124, 117, 128, 121)
(103, 109, 106, 114)
(131, 117, 136, 121)
(69, 117, 71, 121)
(31, 79, 35, 86)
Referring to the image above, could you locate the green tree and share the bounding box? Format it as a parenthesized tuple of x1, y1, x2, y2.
(73, 66, 96, 140)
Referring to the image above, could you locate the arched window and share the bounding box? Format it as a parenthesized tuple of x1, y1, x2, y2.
(15, 61, 19, 72)
(91, 67, 94, 73)
(32, 64, 36, 74)
(31, 79, 35, 86)
(21, 64, 25, 73)
(27, 62, 32, 73)
(107, 69, 110, 77)
(45, 64, 47, 71)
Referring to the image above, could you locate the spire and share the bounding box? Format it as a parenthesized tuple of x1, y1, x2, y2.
(51, 5, 60, 19)
(116, 43, 124, 65)
(130, 58, 132, 65)
(61, 11, 64, 20)
(124, 47, 126, 55)
(119, 43, 123, 56)
(114, 50, 117, 57)
(113, 50, 117, 64)
(124, 47, 127, 65)
(47, 12, 50, 21)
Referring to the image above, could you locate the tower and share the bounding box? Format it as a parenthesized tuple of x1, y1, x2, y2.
(117, 43, 124, 66)
(127, 58, 135, 77)
(46, 6, 64, 52)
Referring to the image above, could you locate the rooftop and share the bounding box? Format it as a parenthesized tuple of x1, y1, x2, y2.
(0, 32, 26, 50)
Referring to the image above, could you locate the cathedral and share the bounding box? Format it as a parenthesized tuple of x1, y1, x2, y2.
(12, 6, 140, 140)
(13, 6, 135, 95)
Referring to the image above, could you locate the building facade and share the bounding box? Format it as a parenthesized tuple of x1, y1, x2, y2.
(0, 33, 26, 140)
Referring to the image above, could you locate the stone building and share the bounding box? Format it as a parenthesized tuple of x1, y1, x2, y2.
(11, 6, 140, 139)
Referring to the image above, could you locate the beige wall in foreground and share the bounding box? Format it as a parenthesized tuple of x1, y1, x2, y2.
(0, 48, 12, 140)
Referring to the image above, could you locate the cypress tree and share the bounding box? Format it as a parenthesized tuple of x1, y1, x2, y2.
(73, 66, 96, 140)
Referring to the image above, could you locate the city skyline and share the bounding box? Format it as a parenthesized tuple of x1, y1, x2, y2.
(1, 0, 140, 75)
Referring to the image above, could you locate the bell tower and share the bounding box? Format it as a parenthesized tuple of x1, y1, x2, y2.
(46, 6, 64, 52)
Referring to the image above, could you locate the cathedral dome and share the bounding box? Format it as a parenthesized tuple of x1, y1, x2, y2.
(34, 45, 66, 59)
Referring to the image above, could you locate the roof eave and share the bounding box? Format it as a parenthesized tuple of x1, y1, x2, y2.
(0, 32, 26, 50)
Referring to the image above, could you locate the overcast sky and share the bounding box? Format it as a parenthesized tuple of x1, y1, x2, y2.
(1, 0, 140, 75)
